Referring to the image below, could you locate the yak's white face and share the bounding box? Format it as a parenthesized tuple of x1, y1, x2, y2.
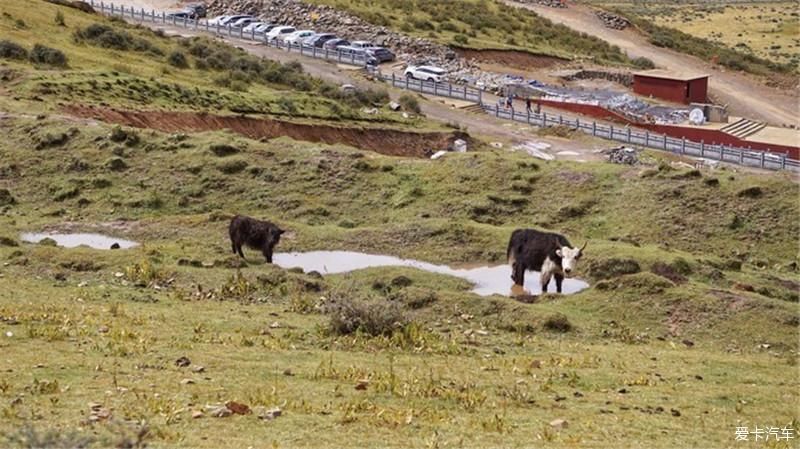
(556, 246, 583, 277)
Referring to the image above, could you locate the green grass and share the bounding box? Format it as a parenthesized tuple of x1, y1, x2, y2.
(0, 1, 798, 448)
(306, 0, 634, 65)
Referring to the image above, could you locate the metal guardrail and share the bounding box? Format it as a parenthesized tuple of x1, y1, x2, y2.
(91, 0, 799, 172)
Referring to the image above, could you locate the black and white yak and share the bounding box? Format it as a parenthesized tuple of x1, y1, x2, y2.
(506, 229, 586, 293)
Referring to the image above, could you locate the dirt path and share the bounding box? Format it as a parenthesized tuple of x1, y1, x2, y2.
(503, 0, 799, 128)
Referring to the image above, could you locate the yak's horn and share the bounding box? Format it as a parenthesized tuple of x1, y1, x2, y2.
(579, 241, 588, 252)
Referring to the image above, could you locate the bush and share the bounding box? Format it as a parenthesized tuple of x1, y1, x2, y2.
(216, 159, 248, 174)
(631, 56, 655, 69)
(167, 50, 188, 68)
(29, 44, 67, 67)
(54, 11, 65, 26)
(74, 23, 161, 55)
(325, 297, 410, 336)
(209, 144, 240, 157)
(587, 257, 641, 280)
(543, 313, 572, 332)
(397, 94, 420, 113)
(453, 34, 469, 45)
(0, 40, 28, 60)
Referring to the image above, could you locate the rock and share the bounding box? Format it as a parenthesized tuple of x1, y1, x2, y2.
(355, 380, 369, 390)
(110, 243, 120, 250)
(595, 10, 630, 30)
(670, 408, 681, 417)
(180, 378, 195, 385)
(549, 418, 568, 429)
(604, 146, 639, 165)
(389, 101, 401, 111)
(256, 406, 282, 420)
(192, 365, 205, 373)
(192, 410, 204, 419)
(98, 325, 109, 334)
(269, 321, 281, 329)
(452, 139, 468, 152)
(225, 400, 252, 415)
(206, 404, 232, 418)
(283, 368, 294, 376)
(682, 339, 695, 347)
(175, 356, 191, 367)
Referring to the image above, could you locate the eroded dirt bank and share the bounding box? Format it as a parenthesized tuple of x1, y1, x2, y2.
(64, 105, 468, 157)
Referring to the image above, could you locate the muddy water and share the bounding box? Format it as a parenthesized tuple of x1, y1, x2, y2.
(20, 233, 139, 249)
(273, 251, 588, 297)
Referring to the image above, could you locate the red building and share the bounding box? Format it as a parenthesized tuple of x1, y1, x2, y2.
(633, 70, 708, 104)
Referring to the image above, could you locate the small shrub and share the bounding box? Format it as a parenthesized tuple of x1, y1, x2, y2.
(587, 257, 641, 280)
(631, 56, 655, 69)
(651, 262, 687, 284)
(217, 159, 248, 174)
(0, 40, 28, 60)
(0, 188, 16, 206)
(398, 93, 421, 113)
(29, 44, 67, 67)
(54, 11, 65, 27)
(325, 296, 410, 336)
(0, 236, 19, 246)
(737, 186, 763, 198)
(453, 34, 469, 45)
(543, 313, 572, 332)
(106, 157, 128, 172)
(167, 50, 189, 68)
(209, 144, 240, 157)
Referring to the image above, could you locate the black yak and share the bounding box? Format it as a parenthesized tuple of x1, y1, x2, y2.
(507, 229, 586, 293)
(229, 215, 285, 263)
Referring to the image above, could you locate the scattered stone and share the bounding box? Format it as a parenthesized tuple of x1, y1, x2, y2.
(88, 402, 111, 422)
(256, 407, 282, 420)
(192, 365, 206, 373)
(175, 356, 191, 367)
(355, 380, 369, 390)
(595, 10, 630, 30)
(192, 410, 204, 419)
(389, 101, 401, 111)
(671, 408, 681, 417)
(269, 321, 281, 329)
(206, 404, 232, 418)
(98, 325, 109, 334)
(604, 146, 639, 165)
(682, 339, 695, 347)
(283, 368, 294, 376)
(225, 400, 252, 415)
(180, 378, 195, 385)
(549, 418, 568, 429)
(110, 243, 120, 250)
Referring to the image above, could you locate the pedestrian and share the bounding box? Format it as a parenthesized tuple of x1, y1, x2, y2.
(525, 97, 532, 114)
(506, 94, 513, 111)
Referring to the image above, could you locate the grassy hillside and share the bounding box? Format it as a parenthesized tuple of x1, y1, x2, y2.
(587, 1, 798, 76)
(306, 0, 635, 65)
(1, 1, 799, 448)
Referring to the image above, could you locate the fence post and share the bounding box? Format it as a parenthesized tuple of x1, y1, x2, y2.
(541, 112, 546, 127)
(300, 44, 304, 56)
(760, 151, 765, 168)
(700, 140, 705, 157)
(626, 126, 631, 143)
(739, 147, 744, 164)
(558, 115, 563, 125)
(405, 75, 409, 90)
(527, 109, 531, 124)
(448, 83, 452, 98)
(495, 104, 499, 118)
(478, 88, 482, 105)
(782, 154, 787, 169)
(110, 3, 114, 14)
(227, 24, 232, 37)
(644, 131, 649, 147)
(663, 134, 667, 150)
(592, 121, 596, 136)
(350, 52, 355, 65)
(463, 85, 467, 100)
(575, 118, 580, 130)
(205, 19, 209, 32)
(391, 72, 395, 87)
(252, 29, 256, 41)
(609, 125, 614, 140)
(681, 137, 686, 154)
(183, 15, 187, 27)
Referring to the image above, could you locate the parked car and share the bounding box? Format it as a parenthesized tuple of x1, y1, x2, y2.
(265, 26, 296, 41)
(404, 65, 447, 82)
(349, 40, 376, 49)
(218, 15, 253, 26)
(322, 38, 349, 50)
(304, 33, 337, 48)
(183, 4, 206, 18)
(246, 23, 276, 34)
(366, 46, 395, 62)
(166, 12, 192, 20)
(242, 22, 268, 33)
(337, 46, 378, 65)
(207, 15, 229, 26)
(230, 17, 258, 28)
(283, 30, 316, 45)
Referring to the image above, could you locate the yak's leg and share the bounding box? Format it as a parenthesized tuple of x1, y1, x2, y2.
(540, 270, 553, 293)
(262, 246, 273, 264)
(512, 262, 526, 286)
(231, 240, 237, 254)
(236, 244, 245, 259)
(554, 273, 564, 293)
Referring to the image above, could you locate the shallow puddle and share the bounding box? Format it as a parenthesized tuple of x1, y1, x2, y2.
(20, 232, 139, 250)
(273, 251, 588, 297)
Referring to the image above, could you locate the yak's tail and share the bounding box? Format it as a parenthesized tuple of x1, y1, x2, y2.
(506, 235, 516, 266)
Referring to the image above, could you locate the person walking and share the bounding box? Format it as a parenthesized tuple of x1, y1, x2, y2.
(506, 94, 514, 112)
(525, 97, 532, 114)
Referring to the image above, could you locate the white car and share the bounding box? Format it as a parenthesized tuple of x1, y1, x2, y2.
(404, 65, 447, 83)
(349, 40, 376, 49)
(207, 15, 229, 26)
(283, 29, 315, 45)
(242, 21, 267, 33)
(266, 26, 296, 41)
(230, 17, 257, 28)
(218, 15, 253, 26)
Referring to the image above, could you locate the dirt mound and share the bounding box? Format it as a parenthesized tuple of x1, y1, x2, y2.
(64, 105, 465, 158)
(454, 48, 567, 71)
